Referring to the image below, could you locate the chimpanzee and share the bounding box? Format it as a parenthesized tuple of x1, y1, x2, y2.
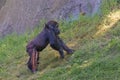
(26, 20, 74, 73)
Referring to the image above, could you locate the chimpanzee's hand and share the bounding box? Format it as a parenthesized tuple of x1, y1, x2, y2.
(67, 49, 75, 54)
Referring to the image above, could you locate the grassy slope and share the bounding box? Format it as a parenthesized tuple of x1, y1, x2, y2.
(0, 0, 120, 80)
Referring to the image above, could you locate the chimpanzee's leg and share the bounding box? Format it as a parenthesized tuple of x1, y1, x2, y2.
(27, 48, 38, 73)
(37, 52, 40, 64)
(27, 49, 38, 73)
(31, 49, 38, 73)
(27, 57, 32, 71)
(57, 36, 74, 54)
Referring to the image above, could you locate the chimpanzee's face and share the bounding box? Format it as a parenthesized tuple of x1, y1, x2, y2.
(49, 24, 60, 35)
(46, 21, 60, 35)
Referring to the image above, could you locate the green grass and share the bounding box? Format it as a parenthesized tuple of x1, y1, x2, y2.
(0, 0, 120, 80)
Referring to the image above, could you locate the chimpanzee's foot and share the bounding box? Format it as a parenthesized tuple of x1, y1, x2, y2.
(32, 69, 38, 73)
(27, 62, 38, 73)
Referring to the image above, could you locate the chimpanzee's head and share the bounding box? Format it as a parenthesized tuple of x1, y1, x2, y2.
(45, 20, 60, 35)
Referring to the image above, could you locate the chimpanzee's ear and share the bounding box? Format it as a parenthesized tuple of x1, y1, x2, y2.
(56, 24, 59, 28)
(45, 23, 49, 29)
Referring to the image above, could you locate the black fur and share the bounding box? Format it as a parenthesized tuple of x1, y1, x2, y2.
(26, 21, 74, 73)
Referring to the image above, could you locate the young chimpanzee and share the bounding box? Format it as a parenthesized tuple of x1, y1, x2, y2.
(26, 20, 74, 73)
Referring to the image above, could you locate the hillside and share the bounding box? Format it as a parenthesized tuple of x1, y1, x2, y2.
(0, 0, 120, 80)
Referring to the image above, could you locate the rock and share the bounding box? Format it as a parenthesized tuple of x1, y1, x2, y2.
(0, 0, 101, 37)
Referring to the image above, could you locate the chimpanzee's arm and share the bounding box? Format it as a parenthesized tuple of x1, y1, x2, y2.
(56, 36, 74, 54)
(47, 30, 64, 58)
(47, 30, 57, 45)
(47, 30, 63, 50)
